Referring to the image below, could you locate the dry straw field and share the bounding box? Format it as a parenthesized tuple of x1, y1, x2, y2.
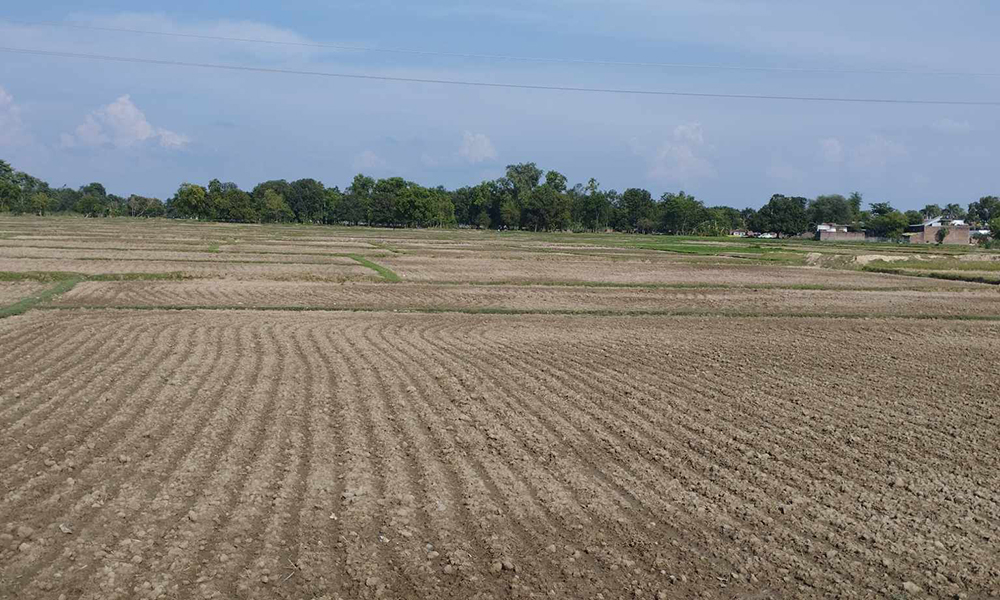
(1, 216, 998, 600)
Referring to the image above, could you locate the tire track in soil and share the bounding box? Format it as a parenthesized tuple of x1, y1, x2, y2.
(14, 323, 233, 599)
(0, 321, 199, 597)
(539, 332, 907, 594)
(437, 320, 745, 595)
(93, 321, 263, 600)
(374, 319, 604, 598)
(337, 323, 445, 598)
(0, 321, 174, 511)
(412, 319, 664, 598)
(0, 321, 160, 482)
(316, 326, 395, 597)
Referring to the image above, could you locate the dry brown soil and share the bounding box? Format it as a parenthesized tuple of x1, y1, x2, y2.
(1, 217, 999, 600)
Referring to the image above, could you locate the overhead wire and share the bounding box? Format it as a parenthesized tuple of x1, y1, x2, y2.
(4, 18, 1000, 78)
(2, 46, 999, 107)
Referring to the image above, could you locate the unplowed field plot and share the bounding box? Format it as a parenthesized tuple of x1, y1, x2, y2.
(50, 280, 1000, 317)
(1, 216, 999, 599)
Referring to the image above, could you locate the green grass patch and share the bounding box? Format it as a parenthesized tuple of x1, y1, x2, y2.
(348, 254, 401, 282)
(869, 259, 1000, 272)
(862, 265, 1000, 286)
(0, 271, 81, 282)
(0, 276, 85, 319)
(87, 272, 196, 281)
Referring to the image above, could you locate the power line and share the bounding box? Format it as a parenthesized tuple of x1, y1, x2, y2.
(5, 18, 1000, 78)
(2, 45, 999, 107)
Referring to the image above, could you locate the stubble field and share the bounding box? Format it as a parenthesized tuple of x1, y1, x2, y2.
(1, 216, 998, 600)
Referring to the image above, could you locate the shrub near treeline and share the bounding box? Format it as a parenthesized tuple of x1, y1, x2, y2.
(2, 159, 997, 235)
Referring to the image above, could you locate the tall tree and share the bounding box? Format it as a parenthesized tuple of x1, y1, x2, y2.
(287, 178, 326, 223)
(170, 183, 208, 219)
(750, 195, 808, 237)
(942, 203, 967, 220)
(808, 195, 854, 227)
(621, 188, 654, 232)
(968, 196, 1000, 225)
(920, 204, 942, 219)
(659, 191, 706, 235)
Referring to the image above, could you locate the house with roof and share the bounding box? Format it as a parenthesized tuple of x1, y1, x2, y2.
(904, 217, 971, 245)
(816, 223, 865, 241)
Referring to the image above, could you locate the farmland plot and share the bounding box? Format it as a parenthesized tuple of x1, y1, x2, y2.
(1, 216, 999, 600)
(2, 312, 999, 599)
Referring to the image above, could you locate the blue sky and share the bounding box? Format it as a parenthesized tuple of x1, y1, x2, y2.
(1, 1, 999, 209)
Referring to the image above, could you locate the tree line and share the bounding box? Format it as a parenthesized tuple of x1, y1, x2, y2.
(3, 159, 998, 238)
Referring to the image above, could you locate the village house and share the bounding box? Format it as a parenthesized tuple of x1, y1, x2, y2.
(905, 217, 972, 245)
(816, 223, 865, 241)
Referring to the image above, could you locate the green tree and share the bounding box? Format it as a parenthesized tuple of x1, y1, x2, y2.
(27, 193, 52, 215)
(261, 189, 294, 222)
(522, 181, 570, 231)
(868, 211, 909, 240)
(621, 188, 654, 232)
(659, 191, 706, 235)
(989, 217, 1000, 240)
(287, 178, 326, 223)
(750, 195, 808, 237)
(170, 183, 208, 219)
(0, 179, 19, 213)
(807, 195, 854, 228)
(343, 174, 374, 225)
(848, 192, 863, 219)
(904, 210, 923, 225)
(942, 203, 967, 221)
(920, 204, 942, 219)
(935, 227, 949, 245)
(869, 202, 895, 218)
(968, 196, 1000, 225)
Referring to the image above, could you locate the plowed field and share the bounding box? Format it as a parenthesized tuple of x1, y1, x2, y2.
(1, 216, 999, 599)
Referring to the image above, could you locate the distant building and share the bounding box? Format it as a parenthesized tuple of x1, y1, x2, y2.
(905, 217, 972, 244)
(817, 223, 865, 241)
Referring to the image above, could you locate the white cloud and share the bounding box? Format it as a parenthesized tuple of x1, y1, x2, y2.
(851, 135, 908, 173)
(458, 131, 498, 164)
(648, 122, 714, 183)
(672, 122, 705, 145)
(819, 137, 844, 164)
(352, 149, 387, 171)
(62, 95, 189, 150)
(931, 118, 971, 135)
(0, 86, 30, 148)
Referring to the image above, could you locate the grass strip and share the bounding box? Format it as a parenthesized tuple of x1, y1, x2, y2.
(348, 254, 401, 282)
(38, 304, 1000, 322)
(88, 272, 196, 281)
(862, 265, 1000, 286)
(0, 271, 80, 282)
(0, 277, 85, 319)
(424, 279, 970, 292)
